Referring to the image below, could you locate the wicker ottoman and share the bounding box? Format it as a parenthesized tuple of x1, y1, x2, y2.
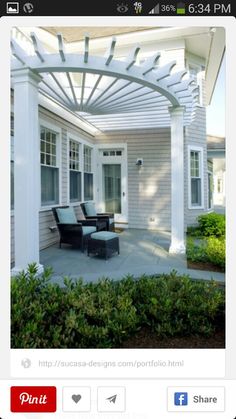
(87, 231, 120, 260)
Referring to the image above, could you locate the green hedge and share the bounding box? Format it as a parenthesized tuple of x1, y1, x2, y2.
(11, 264, 225, 348)
(197, 212, 225, 237)
(187, 236, 225, 269)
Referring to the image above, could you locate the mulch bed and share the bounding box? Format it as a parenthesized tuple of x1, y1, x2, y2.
(187, 261, 225, 273)
(121, 327, 225, 349)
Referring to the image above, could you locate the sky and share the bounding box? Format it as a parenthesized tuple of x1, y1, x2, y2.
(206, 56, 225, 137)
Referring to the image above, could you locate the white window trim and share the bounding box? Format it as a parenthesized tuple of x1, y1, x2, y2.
(67, 133, 95, 205)
(83, 144, 94, 201)
(67, 133, 82, 206)
(39, 119, 62, 211)
(188, 145, 204, 210)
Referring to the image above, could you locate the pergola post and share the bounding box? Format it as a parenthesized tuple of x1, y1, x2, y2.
(168, 106, 186, 254)
(12, 68, 43, 274)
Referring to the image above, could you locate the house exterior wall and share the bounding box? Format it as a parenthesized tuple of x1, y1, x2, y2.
(38, 107, 95, 250)
(10, 105, 95, 262)
(95, 129, 172, 230)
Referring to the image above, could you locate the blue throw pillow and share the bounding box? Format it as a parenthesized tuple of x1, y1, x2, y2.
(84, 202, 96, 216)
(56, 207, 77, 224)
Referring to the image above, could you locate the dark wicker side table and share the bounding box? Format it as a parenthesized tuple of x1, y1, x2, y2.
(87, 231, 120, 260)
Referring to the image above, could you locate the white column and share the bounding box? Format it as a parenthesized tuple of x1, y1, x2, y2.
(169, 106, 186, 254)
(12, 68, 43, 274)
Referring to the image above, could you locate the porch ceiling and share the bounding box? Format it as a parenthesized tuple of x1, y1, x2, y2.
(11, 32, 198, 132)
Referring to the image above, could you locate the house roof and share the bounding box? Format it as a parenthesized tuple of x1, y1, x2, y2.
(207, 135, 225, 150)
(11, 29, 198, 132)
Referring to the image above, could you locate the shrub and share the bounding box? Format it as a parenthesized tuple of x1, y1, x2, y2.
(11, 264, 225, 348)
(197, 212, 225, 237)
(186, 238, 208, 263)
(205, 237, 225, 268)
(133, 271, 224, 336)
(186, 237, 225, 269)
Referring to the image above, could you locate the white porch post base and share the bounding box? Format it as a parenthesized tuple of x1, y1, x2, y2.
(12, 68, 43, 273)
(168, 106, 186, 255)
(11, 263, 44, 276)
(169, 242, 186, 254)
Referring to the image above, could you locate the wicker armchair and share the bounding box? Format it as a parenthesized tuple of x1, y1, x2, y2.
(80, 202, 115, 231)
(52, 206, 102, 251)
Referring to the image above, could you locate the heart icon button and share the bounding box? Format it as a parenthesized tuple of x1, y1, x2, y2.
(72, 394, 82, 403)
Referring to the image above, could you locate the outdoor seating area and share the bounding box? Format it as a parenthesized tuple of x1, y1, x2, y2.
(52, 206, 107, 251)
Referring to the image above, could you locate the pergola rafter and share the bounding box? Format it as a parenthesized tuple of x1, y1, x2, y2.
(11, 34, 198, 131)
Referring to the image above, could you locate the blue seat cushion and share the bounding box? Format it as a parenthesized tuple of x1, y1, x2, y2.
(84, 202, 96, 216)
(91, 231, 118, 241)
(57, 207, 77, 224)
(82, 226, 97, 235)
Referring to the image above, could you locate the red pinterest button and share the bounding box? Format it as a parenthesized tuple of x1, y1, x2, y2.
(11, 386, 57, 412)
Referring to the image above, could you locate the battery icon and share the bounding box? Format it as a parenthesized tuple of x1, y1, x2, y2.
(176, 2, 186, 14)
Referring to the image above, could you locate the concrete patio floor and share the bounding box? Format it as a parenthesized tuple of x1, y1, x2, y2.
(40, 229, 225, 284)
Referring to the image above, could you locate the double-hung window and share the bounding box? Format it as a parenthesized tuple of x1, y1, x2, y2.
(69, 139, 81, 202)
(83, 145, 93, 201)
(189, 147, 203, 208)
(40, 127, 59, 206)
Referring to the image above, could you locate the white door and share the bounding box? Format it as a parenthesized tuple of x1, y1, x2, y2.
(97, 146, 128, 224)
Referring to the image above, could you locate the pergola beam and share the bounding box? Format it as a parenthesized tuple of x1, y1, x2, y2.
(142, 53, 161, 75)
(80, 73, 86, 110)
(85, 74, 102, 107)
(84, 35, 89, 63)
(91, 80, 132, 109)
(126, 46, 140, 70)
(66, 72, 79, 107)
(104, 37, 116, 66)
(11, 40, 26, 65)
(57, 33, 66, 62)
(30, 32, 45, 63)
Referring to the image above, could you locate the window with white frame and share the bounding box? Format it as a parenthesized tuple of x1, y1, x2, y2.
(40, 127, 59, 206)
(207, 159, 213, 210)
(189, 147, 203, 208)
(69, 139, 81, 202)
(83, 145, 93, 201)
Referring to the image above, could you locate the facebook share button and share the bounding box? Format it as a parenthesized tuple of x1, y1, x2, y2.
(174, 392, 188, 406)
(168, 387, 225, 412)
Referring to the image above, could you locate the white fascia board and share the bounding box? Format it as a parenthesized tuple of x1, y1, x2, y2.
(205, 27, 225, 105)
(38, 92, 99, 136)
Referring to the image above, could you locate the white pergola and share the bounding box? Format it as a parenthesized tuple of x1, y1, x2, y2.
(11, 33, 197, 273)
